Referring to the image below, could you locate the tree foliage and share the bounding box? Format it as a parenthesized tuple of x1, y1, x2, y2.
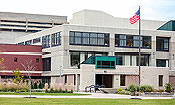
(13, 68, 23, 84)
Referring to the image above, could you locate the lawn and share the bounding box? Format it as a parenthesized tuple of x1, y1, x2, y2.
(0, 98, 174, 105)
(0, 92, 89, 96)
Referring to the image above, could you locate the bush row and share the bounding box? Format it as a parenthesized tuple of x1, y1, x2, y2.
(45, 88, 73, 93)
(0, 82, 29, 92)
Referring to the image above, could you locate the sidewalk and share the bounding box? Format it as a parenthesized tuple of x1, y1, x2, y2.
(0, 92, 174, 99)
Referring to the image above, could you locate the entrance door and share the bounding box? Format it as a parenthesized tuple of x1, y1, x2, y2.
(95, 74, 113, 88)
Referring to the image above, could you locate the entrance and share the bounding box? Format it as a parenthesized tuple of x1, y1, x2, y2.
(95, 74, 113, 88)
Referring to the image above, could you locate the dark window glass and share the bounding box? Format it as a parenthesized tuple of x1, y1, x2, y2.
(74, 74, 76, 85)
(25, 40, 32, 45)
(156, 37, 169, 51)
(42, 35, 50, 49)
(65, 75, 67, 84)
(36, 58, 39, 63)
(69, 31, 109, 46)
(14, 57, 17, 62)
(156, 59, 169, 67)
(159, 75, 163, 87)
(137, 55, 149, 66)
(120, 75, 125, 86)
(51, 32, 61, 47)
(115, 34, 151, 49)
(17, 42, 24, 45)
(43, 58, 51, 71)
(33, 37, 41, 44)
(70, 52, 80, 66)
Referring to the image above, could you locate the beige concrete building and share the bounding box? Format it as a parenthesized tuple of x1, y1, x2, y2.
(0, 12, 67, 44)
(16, 10, 175, 91)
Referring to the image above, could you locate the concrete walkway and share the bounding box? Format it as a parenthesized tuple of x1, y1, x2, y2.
(0, 92, 174, 99)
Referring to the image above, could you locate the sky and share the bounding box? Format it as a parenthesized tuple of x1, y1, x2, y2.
(0, 0, 174, 21)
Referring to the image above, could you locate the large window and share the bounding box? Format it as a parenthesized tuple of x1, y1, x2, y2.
(115, 54, 149, 66)
(156, 37, 169, 51)
(115, 34, 151, 48)
(156, 59, 169, 67)
(69, 31, 109, 46)
(42, 35, 50, 49)
(70, 51, 108, 67)
(51, 32, 61, 47)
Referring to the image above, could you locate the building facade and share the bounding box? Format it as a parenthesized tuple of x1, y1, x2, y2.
(0, 44, 42, 83)
(0, 12, 67, 44)
(14, 10, 175, 91)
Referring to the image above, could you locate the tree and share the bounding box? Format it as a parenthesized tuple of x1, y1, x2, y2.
(34, 82, 38, 89)
(39, 81, 43, 89)
(21, 59, 36, 97)
(13, 68, 24, 92)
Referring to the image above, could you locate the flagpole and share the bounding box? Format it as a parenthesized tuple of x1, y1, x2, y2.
(138, 6, 141, 93)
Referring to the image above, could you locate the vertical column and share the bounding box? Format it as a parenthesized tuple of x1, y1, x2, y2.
(113, 75, 120, 88)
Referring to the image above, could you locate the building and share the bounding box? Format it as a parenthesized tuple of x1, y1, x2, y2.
(0, 12, 67, 44)
(0, 44, 42, 84)
(3, 9, 175, 91)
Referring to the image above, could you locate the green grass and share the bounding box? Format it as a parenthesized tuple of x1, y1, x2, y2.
(0, 92, 89, 96)
(0, 98, 174, 105)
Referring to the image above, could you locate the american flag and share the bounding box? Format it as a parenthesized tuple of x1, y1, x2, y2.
(129, 9, 140, 24)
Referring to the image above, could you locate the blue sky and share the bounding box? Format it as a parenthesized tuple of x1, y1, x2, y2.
(0, 0, 174, 21)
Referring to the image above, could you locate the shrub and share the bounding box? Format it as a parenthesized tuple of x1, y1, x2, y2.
(116, 88, 123, 93)
(140, 85, 152, 92)
(0, 82, 29, 92)
(127, 84, 139, 92)
(158, 89, 165, 92)
(59, 88, 63, 93)
(152, 89, 159, 92)
(118, 90, 130, 95)
(165, 83, 172, 93)
(55, 89, 59, 93)
(70, 89, 73, 93)
(45, 89, 49, 93)
(39, 82, 43, 89)
(31, 83, 34, 89)
(50, 88, 54, 93)
(34, 82, 38, 89)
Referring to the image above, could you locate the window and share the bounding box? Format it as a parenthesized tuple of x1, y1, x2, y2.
(25, 40, 32, 45)
(97, 61, 115, 69)
(42, 35, 50, 48)
(156, 59, 169, 67)
(51, 32, 61, 47)
(17, 42, 24, 45)
(33, 37, 41, 44)
(70, 51, 108, 67)
(14, 57, 17, 62)
(120, 75, 125, 86)
(115, 54, 149, 66)
(65, 75, 67, 84)
(156, 37, 169, 51)
(36, 58, 39, 63)
(43, 58, 51, 71)
(159, 75, 163, 87)
(74, 74, 76, 85)
(70, 52, 80, 66)
(115, 34, 151, 48)
(69, 31, 109, 46)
